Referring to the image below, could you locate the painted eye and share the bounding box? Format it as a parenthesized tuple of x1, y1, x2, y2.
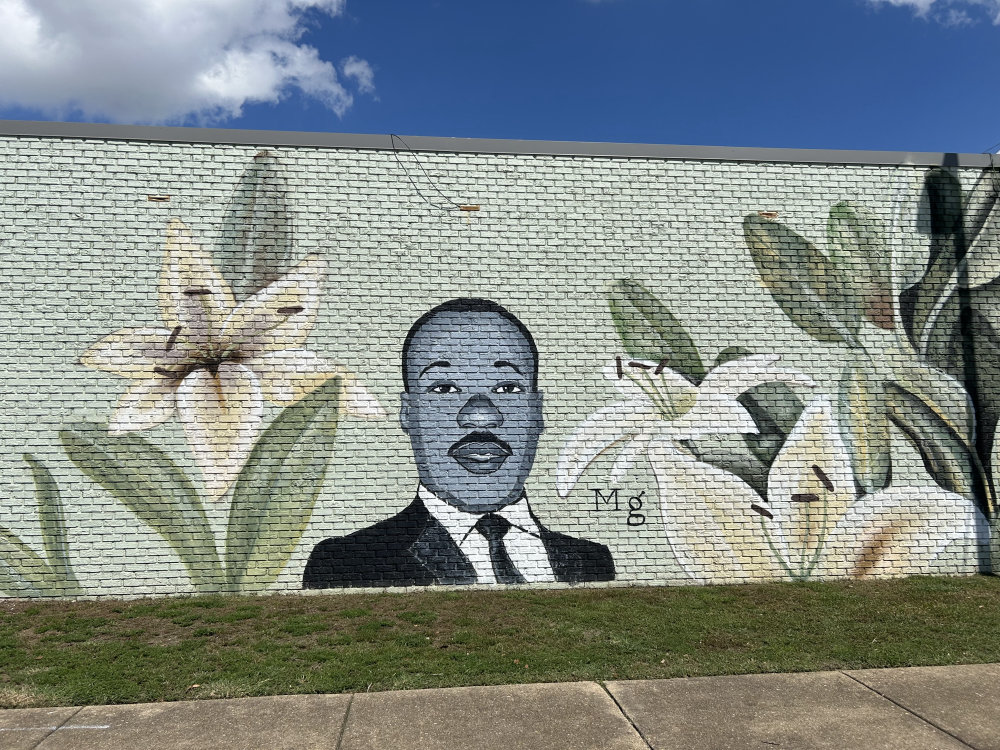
(492, 382, 524, 394)
(429, 383, 461, 394)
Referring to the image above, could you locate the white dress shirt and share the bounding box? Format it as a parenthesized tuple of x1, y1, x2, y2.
(419, 486, 556, 584)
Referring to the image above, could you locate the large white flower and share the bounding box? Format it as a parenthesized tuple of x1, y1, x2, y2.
(557, 359, 986, 583)
(81, 219, 384, 498)
(681, 398, 989, 584)
(556, 353, 817, 498)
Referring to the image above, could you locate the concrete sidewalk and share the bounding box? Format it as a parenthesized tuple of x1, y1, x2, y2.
(1, 664, 997, 749)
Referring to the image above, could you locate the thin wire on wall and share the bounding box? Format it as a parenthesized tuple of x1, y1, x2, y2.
(389, 134, 477, 212)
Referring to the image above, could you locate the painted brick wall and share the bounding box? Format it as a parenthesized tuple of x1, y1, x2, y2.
(0, 129, 996, 599)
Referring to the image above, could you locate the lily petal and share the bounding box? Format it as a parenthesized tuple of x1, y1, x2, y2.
(343, 379, 387, 419)
(555, 400, 658, 497)
(766, 398, 855, 575)
(603, 359, 698, 414)
(222, 253, 326, 356)
(244, 349, 341, 407)
(80, 327, 186, 379)
(108, 377, 177, 434)
(698, 354, 817, 401)
(159, 219, 236, 346)
(175, 363, 264, 499)
(609, 434, 649, 486)
(813, 486, 988, 578)
(648, 437, 788, 584)
(667, 394, 758, 440)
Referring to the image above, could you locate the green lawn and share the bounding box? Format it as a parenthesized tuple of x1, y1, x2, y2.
(2, 575, 999, 708)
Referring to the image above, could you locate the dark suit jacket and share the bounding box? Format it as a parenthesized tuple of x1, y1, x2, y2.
(303, 497, 615, 588)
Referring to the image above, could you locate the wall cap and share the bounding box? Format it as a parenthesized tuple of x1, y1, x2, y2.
(0, 119, 996, 168)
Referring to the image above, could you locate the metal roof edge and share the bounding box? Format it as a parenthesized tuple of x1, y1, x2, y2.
(0, 119, 995, 168)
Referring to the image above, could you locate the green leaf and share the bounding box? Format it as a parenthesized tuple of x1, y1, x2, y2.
(838, 365, 891, 494)
(22, 454, 79, 594)
(828, 202, 888, 285)
(607, 279, 705, 383)
(0, 526, 53, 596)
(886, 382, 992, 515)
(960, 176, 1000, 290)
(714, 346, 753, 367)
(887, 356, 973, 443)
(60, 423, 224, 590)
(903, 168, 969, 349)
(684, 433, 770, 500)
(226, 377, 342, 592)
(708, 344, 805, 474)
(926, 304, 1000, 496)
(828, 202, 895, 329)
(923, 167, 964, 240)
(215, 150, 294, 300)
(738, 383, 804, 469)
(743, 215, 861, 346)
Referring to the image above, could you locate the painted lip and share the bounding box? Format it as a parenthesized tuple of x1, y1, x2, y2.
(448, 431, 513, 475)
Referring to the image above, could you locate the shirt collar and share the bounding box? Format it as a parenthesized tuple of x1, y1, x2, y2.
(418, 485, 541, 545)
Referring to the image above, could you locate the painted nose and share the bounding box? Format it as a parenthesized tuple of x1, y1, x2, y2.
(457, 394, 504, 428)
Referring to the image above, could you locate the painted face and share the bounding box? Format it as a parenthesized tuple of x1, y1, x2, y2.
(400, 310, 544, 513)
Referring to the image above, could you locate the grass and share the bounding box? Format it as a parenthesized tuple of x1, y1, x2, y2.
(1, 575, 999, 708)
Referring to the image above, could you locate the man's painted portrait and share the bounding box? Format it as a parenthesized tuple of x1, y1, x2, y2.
(303, 298, 616, 587)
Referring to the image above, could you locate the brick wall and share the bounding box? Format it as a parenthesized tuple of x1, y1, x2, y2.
(0, 127, 994, 598)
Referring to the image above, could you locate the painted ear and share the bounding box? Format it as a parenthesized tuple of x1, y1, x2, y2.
(399, 392, 412, 433)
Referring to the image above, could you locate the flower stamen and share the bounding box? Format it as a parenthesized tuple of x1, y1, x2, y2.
(812, 464, 835, 492)
(165, 325, 182, 352)
(791, 493, 820, 503)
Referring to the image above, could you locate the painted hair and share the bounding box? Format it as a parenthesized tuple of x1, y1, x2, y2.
(401, 298, 539, 392)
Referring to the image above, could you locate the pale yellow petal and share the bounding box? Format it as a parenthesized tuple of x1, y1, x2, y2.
(603, 360, 697, 416)
(80, 327, 186, 379)
(698, 354, 817, 400)
(158, 219, 236, 346)
(555, 400, 657, 497)
(244, 349, 339, 406)
(668, 395, 757, 439)
(766, 398, 855, 575)
(649, 438, 788, 584)
(108, 377, 177, 434)
(221, 253, 325, 355)
(813, 486, 988, 578)
(175, 363, 264, 499)
(667, 355, 815, 440)
(343, 379, 387, 419)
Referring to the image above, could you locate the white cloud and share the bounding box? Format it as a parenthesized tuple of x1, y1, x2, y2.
(869, 0, 1000, 24)
(0, 0, 374, 124)
(341, 56, 375, 95)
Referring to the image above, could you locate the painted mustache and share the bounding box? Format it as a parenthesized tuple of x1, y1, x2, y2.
(448, 431, 513, 475)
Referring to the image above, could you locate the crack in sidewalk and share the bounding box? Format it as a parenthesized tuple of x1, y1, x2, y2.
(29, 705, 84, 750)
(599, 682, 654, 750)
(334, 693, 355, 750)
(841, 671, 976, 749)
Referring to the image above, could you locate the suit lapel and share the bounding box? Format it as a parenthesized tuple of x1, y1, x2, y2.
(409, 506, 477, 585)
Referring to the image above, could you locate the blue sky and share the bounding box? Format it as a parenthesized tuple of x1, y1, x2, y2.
(0, 0, 998, 152)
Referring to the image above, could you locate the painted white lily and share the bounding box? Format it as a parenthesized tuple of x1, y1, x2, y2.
(556, 353, 817, 498)
(81, 219, 385, 499)
(710, 398, 989, 583)
(557, 359, 987, 583)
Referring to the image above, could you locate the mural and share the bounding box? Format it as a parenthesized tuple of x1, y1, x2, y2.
(0, 146, 996, 598)
(557, 167, 999, 583)
(1, 152, 387, 596)
(304, 298, 615, 587)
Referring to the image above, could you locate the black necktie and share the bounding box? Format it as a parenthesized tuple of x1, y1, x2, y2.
(474, 513, 526, 584)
